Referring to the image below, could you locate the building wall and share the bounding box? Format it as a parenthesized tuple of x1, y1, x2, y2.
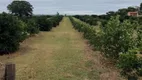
(127, 12, 138, 16)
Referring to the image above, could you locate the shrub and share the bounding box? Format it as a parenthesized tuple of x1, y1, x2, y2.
(26, 18, 39, 34)
(74, 15, 98, 26)
(102, 16, 136, 59)
(117, 52, 142, 79)
(0, 13, 26, 53)
(37, 17, 53, 31)
(118, 53, 139, 75)
(69, 17, 103, 50)
(35, 15, 63, 31)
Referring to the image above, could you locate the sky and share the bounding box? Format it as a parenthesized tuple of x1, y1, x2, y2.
(0, 0, 141, 15)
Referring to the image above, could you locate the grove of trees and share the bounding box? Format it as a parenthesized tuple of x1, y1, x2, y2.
(70, 2, 142, 79)
(1, 0, 142, 79)
(70, 15, 142, 80)
(74, 3, 142, 28)
(0, 1, 63, 54)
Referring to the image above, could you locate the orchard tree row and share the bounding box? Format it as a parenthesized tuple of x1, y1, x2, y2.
(74, 2, 142, 27)
(73, 15, 98, 26)
(0, 1, 63, 54)
(70, 16, 142, 79)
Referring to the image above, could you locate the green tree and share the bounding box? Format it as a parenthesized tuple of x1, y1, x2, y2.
(26, 19, 39, 34)
(7, 1, 33, 17)
(127, 7, 137, 12)
(140, 3, 142, 10)
(102, 16, 136, 59)
(106, 11, 116, 16)
(0, 12, 26, 53)
(117, 53, 140, 78)
(117, 8, 128, 16)
(140, 3, 142, 14)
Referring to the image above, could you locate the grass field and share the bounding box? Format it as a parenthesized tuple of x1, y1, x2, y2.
(0, 17, 125, 80)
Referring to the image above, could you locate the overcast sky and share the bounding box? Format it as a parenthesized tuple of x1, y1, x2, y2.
(0, 0, 141, 15)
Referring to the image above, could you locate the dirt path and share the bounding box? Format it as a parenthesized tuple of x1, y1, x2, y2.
(0, 17, 125, 80)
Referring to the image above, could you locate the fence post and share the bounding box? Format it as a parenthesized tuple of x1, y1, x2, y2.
(0, 62, 5, 80)
(5, 63, 15, 80)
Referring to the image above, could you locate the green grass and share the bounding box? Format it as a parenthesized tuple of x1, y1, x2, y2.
(0, 17, 124, 80)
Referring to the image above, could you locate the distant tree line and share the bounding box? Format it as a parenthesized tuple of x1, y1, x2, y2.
(74, 2, 142, 27)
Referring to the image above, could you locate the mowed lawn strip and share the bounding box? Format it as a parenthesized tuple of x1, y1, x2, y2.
(0, 17, 124, 80)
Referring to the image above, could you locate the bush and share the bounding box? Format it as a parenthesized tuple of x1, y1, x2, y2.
(71, 16, 142, 79)
(0, 13, 26, 53)
(15, 16, 39, 38)
(26, 18, 39, 34)
(35, 15, 63, 31)
(117, 52, 142, 79)
(36, 16, 53, 31)
(118, 53, 139, 75)
(69, 17, 103, 50)
(102, 16, 136, 59)
(74, 15, 98, 26)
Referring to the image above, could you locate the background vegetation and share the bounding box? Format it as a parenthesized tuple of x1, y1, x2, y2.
(70, 2, 142, 79)
(0, 1, 63, 54)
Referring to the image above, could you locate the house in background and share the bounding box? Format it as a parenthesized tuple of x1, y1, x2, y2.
(127, 11, 139, 17)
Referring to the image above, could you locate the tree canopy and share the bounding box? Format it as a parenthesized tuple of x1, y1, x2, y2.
(140, 3, 142, 14)
(140, 3, 142, 10)
(7, 1, 33, 17)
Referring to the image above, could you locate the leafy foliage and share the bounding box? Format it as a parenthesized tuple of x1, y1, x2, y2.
(0, 0, 64, 55)
(117, 53, 142, 78)
(35, 15, 63, 31)
(74, 15, 98, 26)
(36, 16, 53, 31)
(118, 53, 139, 74)
(70, 15, 142, 78)
(0, 13, 26, 53)
(102, 16, 137, 58)
(26, 19, 39, 34)
(7, 1, 33, 17)
(140, 3, 142, 13)
(70, 17, 103, 50)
